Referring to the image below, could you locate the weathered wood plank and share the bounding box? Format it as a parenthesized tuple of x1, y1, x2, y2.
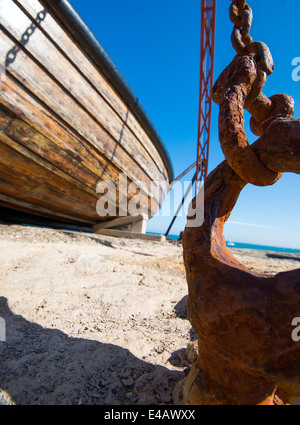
(14, 0, 168, 181)
(0, 108, 130, 218)
(0, 106, 145, 209)
(0, 57, 162, 212)
(94, 228, 166, 242)
(0, 0, 169, 223)
(93, 214, 148, 232)
(130, 217, 148, 234)
(0, 128, 157, 223)
(0, 107, 160, 221)
(0, 0, 165, 184)
(0, 105, 129, 204)
(0, 109, 97, 199)
(0, 139, 99, 220)
(0, 77, 160, 215)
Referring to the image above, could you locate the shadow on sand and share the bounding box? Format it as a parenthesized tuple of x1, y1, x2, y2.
(266, 253, 300, 262)
(0, 297, 186, 405)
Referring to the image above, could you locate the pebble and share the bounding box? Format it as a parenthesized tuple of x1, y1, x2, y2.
(122, 377, 134, 389)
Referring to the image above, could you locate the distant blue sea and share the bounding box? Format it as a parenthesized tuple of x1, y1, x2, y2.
(148, 232, 179, 241)
(147, 233, 300, 253)
(226, 241, 300, 254)
(166, 234, 180, 241)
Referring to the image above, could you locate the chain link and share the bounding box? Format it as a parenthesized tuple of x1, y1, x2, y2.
(229, 1, 274, 85)
(211, 1, 295, 186)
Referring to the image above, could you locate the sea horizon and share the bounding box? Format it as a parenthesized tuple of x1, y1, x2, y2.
(147, 232, 300, 254)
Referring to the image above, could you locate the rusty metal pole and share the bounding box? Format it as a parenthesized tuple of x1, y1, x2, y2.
(165, 171, 197, 237)
(165, 0, 216, 235)
(196, 0, 216, 192)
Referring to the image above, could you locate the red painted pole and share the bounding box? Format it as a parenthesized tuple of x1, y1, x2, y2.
(196, 0, 216, 192)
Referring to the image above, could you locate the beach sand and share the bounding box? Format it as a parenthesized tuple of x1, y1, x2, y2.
(0, 223, 299, 405)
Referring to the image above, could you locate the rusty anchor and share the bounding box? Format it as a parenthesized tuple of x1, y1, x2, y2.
(183, 0, 300, 405)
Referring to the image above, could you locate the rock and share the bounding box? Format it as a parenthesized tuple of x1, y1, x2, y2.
(122, 377, 134, 389)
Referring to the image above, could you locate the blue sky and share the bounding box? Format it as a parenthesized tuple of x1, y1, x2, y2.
(69, 0, 300, 249)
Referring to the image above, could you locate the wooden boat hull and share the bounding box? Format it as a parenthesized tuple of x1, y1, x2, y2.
(0, 0, 173, 227)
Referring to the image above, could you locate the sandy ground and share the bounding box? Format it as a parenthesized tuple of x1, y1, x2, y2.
(0, 223, 299, 405)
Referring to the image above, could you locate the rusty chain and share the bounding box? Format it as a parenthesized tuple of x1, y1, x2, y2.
(211, 1, 295, 186)
(228, 0, 294, 132)
(229, 0, 274, 105)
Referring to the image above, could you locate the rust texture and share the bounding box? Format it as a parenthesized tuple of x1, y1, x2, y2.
(183, 0, 300, 405)
(212, 54, 294, 186)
